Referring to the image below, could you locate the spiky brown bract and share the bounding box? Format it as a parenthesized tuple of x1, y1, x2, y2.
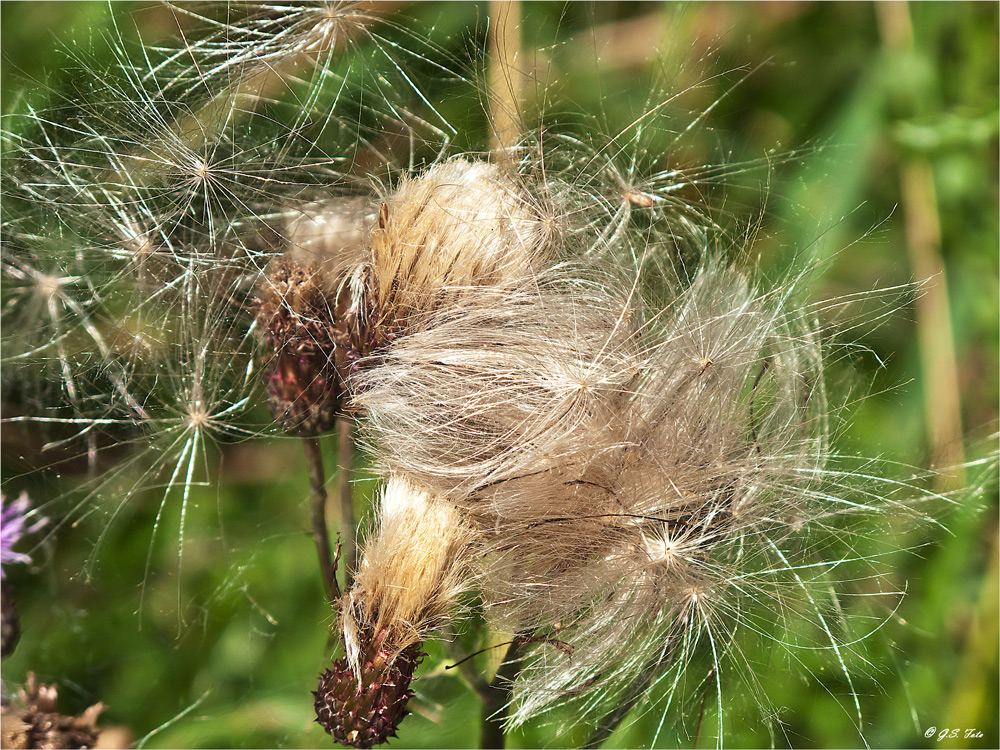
(255, 260, 347, 435)
(314, 641, 423, 749)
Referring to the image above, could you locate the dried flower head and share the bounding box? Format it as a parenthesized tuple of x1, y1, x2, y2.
(282, 140, 945, 746)
(0, 673, 105, 750)
(255, 260, 347, 436)
(315, 476, 471, 746)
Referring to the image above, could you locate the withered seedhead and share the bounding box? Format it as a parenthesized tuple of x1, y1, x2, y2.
(314, 629, 424, 748)
(0, 673, 104, 750)
(256, 260, 349, 435)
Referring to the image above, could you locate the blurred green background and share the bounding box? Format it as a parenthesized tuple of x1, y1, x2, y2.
(1, 2, 997, 748)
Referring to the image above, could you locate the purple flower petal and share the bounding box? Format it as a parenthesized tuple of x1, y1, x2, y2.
(1, 492, 48, 579)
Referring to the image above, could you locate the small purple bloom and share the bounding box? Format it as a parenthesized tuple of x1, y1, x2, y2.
(1, 493, 47, 579)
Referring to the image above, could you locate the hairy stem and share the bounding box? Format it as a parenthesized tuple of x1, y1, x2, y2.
(303, 435, 339, 603)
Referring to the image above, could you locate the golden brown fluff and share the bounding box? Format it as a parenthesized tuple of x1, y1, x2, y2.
(364, 159, 551, 339)
(341, 475, 474, 671)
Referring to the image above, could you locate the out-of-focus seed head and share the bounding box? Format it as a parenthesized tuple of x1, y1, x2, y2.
(0, 673, 104, 750)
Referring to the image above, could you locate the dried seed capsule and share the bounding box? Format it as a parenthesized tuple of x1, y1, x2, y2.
(0, 674, 104, 750)
(255, 260, 348, 435)
(314, 633, 423, 748)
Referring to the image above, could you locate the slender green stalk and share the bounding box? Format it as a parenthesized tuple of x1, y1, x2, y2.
(337, 417, 357, 591)
(876, 0, 966, 485)
(444, 625, 494, 703)
(303, 435, 339, 603)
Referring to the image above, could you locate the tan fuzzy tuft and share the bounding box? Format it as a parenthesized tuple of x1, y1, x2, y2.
(342, 475, 473, 668)
(365, 159, 550, 339)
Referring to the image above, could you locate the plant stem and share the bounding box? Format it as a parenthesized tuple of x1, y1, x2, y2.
(337, 417, 356, 591)
(444, 625, 493, 703)
(481, 637, 524, 749)
(943, 520, 1000, 745)
(488, 0, 522, 154)
(692, 667, 716, 749)
(876, 0, 966, 486)
(303, 435, 339, 603)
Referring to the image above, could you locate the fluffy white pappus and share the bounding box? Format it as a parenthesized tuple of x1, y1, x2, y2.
(344, 155, 899, 731)
(163, 3, 377, 97)
(498, 261, 840, 727)
(351, 278, 639, 493)
(342, 475, 473, 672)
(285, 197, 376, 286)
(352, 251, 822, 704)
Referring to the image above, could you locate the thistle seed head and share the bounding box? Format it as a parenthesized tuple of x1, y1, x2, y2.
(339, 156, 903, 730)
(255, 260, 348, 435)
(313, 636, 423, 749)
(316, 476, 471, 746)
(344, 476, 473, 665)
